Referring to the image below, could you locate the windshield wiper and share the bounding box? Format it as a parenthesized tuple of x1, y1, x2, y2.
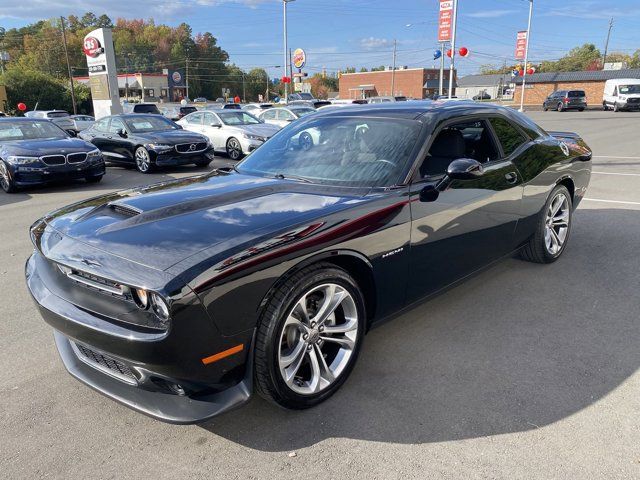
(273, 173, 313, 183)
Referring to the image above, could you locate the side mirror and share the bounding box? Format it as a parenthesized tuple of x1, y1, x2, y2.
(117, 128, 127, 137)
(211, 123, 221, 128)
(66, 129, 77, 137)
(445, 158, 484, 180)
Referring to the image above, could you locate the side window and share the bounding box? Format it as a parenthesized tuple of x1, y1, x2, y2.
(613, 86, 618, 97)
(187, 112, 203, 125)
(203, 113, 218, 126)
(261, 109, 277, 120)
(94, 118, 110, 132)
(278, 110, 295, 121)
(489, 117, 528, 157)
(420, 120, 500, 177)
(108, 118, 125, 134)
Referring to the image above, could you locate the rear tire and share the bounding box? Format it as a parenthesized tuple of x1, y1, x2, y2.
(254, 263, 365, 410)
(557, 103, 564, 112)
(226, 137, 243, 161)
(520, 185, 573, 264)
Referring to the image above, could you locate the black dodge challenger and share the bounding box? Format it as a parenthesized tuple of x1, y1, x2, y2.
(26, 102, 592, 423)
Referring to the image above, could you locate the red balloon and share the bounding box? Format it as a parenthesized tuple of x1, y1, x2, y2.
(234, 96, 241, 104)
(17, 102, 27, 111)
(459, 47, 469, 57)
(281, 76, 291, 84)
(446, 49, 452, 58)
(526, 68, 535, 75)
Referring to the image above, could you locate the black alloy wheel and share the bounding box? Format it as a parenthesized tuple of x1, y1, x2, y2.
(226, 138, 243, 160)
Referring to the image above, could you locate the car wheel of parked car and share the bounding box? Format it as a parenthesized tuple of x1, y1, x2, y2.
(613, 102, 619, 112)
(520, 185, 572, 264)
(543, 104, 548, 111)
(578, 108, 585, 112)
(603, 102, 608, 111)
(299, 132, 314, 151)
(85, 175, 103, 184)
(254, 263, 366, 409)
(0, 161, 17, 193)
(557, 103, 564, 112)
(134, 147, 153, 173)
(226, 138, 243, 160)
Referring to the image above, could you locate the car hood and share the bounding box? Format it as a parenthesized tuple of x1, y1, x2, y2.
(134, 129, 207, 144)
(1, 137, 95, 156)
(41, 172, 368, 271)
(225, 123, 280, 137)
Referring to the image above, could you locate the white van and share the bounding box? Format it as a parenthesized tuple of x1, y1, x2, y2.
(603, 78, 640, 111)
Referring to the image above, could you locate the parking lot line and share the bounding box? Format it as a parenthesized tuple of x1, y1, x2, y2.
(592, 155, 640, 160)
(582, 198, 640, 205)
(592, 171, 640, 176)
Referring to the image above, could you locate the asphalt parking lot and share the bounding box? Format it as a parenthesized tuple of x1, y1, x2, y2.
(1, 111, 638, 479)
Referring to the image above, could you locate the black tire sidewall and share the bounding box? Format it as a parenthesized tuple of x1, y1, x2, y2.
(259, 266, 366, 408)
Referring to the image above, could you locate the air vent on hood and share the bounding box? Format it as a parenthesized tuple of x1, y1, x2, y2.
(108, 202, 142, 217)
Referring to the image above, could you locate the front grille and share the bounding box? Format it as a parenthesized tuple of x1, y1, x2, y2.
(73, 342, 138, 384)
(175, 142, 208, 154)
(40, 155, 66, 166)
(627, 98, 640, 104)
(67, 152, 87, 164)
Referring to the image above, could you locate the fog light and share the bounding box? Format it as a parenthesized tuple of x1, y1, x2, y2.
(132, 288, 149, 309)
(150, 292, 170, 322)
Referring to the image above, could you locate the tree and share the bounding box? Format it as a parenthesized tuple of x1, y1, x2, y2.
(245, 68, 269, 102)
(539, 43, 602, 73)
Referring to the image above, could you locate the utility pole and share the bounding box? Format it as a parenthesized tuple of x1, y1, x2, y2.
(242, 71, 246, 103)
(124, 55, 130, 102)
(282, 0, 295, 103)
(519, 0, 533, 112)
(448, 0, 458, 99)
(439, 42, 445, 96)
(185, 58, 190, 100)
(391, 39, 397, 96)
(60, 17, 77, 114)
(602, 17, 614, 70)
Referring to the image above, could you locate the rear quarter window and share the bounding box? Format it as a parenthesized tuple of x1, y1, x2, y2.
(489, 117, 528, 157)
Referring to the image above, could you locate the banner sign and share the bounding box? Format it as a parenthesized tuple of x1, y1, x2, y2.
(515, 31, 528, 60)
(438, 1, 454, 42)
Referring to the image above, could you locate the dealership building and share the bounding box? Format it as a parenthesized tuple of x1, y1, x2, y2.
(512, 68, 640, 105)
(74, 70, 187, 103)
(338, 67, 455, 99)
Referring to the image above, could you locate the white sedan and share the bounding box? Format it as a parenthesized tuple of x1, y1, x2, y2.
(257, 106, 316, 128)
(178, 110, 280, 160)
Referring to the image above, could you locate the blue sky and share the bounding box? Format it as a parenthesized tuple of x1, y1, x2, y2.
(1, 0, 639, 77)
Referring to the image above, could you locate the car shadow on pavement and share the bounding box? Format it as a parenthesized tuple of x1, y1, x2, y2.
(0, 190, 32, 207)
(200, 207, 640, 451)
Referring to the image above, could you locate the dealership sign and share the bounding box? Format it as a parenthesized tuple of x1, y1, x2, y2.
(438, 1, 454, 42)
(292, 48, 306, 69)
(515, 31, 528, 60)
(83, 37, 103, 58)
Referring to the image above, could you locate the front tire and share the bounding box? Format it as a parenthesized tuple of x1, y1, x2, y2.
(134, 147, 154, 173)
(520, 185, 572, 264)
(613, 102, 619, 112)
(543, 104, 548, 111)
(254, 263, 365, 410)
(226, 137, 243, 160)
(0, 161, 17, 193)
(557, 102, 564, 112)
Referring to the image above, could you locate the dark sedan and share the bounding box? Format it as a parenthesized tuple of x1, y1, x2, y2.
(79, 114, 213, 173)
(26, 102, 592, 423)
(0, 118, 104, 193)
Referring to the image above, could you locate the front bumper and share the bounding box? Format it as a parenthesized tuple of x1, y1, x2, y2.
(12, 162, 105, 186)
(238, 137, 268, 154)
(25, 250, 253, 424)
(153, 150, 215, 167)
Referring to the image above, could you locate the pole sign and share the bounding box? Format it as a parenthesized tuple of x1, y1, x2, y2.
(292, 48, 306, 70)
(438, 1, 454, 42)
(83, 28, 122, 118)
(515, 31, 528, 60)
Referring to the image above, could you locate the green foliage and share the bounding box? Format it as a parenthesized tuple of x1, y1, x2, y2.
(538, 43, 602, 72)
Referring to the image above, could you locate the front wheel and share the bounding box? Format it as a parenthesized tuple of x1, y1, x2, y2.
(543, 104, 548, 111)
(603, 102, 608, 111)
(613, 102, 620, 112)
(226, 137, 243, 160)
(0, 161, 17, 193)
(134, 147, 153, 173)
(254, 263, 365, 409)
(520, 185, 573, 264)
(557, 103, 564, 112)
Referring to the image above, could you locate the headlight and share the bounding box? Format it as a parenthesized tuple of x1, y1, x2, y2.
(86, 148, 102, 160)
(131, 288, 170, 327)
(619, 95, 627, 101)
(6, 155, 40, 165)
(146, 143, 173, 152)
(242, 133, 265, 141)
(150, 292, 170, 324)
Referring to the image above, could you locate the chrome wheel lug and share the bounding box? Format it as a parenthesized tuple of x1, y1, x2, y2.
(318, 325, 324, 332)
(303, 333, 309, 341)
(307, 344, 313, 351)
(310, 321, 316, 328)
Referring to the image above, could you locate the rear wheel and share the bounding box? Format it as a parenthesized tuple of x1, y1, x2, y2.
(0, 161, 17, 193)
(520, 185, 572, 264)
(578, 108, 585, 112)
(557, 102, 564, 112)
(254, 263, 365, 409)
(226, 137, 243, 160)
(543, 104, 548, 111)
(603, 102, 608, 111)
(134, 147, 153, 173)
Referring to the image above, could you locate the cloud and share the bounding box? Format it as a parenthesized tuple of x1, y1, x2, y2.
(467, 9, 518, 18)
(541, 2, 640, 19)
(359, 37, 390, 50)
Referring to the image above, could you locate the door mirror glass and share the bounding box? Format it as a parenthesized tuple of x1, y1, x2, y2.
(210, 123, 221, 128)
(446, 158, 484, 180)
(117, 128, 127, 137)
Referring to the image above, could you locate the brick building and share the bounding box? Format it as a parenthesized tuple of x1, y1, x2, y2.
(513, 68, 640, 106)
(338, 68, 455, 100)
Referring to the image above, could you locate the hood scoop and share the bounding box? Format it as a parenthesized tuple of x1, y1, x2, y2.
(108, 202, 142, 218)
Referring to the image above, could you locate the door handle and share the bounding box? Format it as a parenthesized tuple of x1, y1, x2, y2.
(505, 171, 518, 184)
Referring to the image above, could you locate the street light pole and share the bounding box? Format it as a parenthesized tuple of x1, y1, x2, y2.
(519, 0, 533, 112)
(448, 0, 458, 99)
(283, 0, 295, 103)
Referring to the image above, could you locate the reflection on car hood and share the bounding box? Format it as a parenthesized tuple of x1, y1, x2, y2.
(41, 172, 366, 271)
(226, 123, 280, 137)
(133, 129, 208, 144)
(0, 138, 96, 156)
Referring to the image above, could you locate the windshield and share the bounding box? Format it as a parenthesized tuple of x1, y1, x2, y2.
(236, 115, 421, 188)
(291, 108, 316, 118)
(218, 111, 261, 125)
(134, 104, 161, 114)
(124, 115, 180, 133)
(619, 84, 640, 94)
(46, 111, 70, 118)
(0, 120, 68, 141)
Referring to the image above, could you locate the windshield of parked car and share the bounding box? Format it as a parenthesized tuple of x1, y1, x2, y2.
(236, 115, 421, 188)
(218, 111, 261, 125)
(290, 108, 316, 118)
(46, 111, 70, 118)
(619, 84, 640, 94)
(133, 104, 161, 114)
(567, 91, 585, 98)
(0, 120, 68, 141)
(124, 115, 179, 132)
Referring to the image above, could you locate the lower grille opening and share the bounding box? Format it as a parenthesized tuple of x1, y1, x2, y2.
(72, 342, 138, 385)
